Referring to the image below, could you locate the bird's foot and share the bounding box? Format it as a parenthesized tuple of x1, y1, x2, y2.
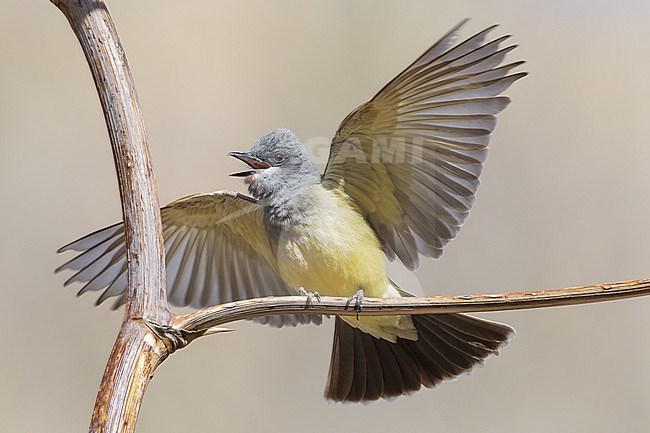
(299, 287, 321, 307)
(345, 289, 364, 320)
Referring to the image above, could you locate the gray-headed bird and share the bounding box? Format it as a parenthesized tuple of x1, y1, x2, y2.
(58, 20, 526, 402)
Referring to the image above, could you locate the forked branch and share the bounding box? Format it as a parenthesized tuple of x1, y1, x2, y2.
(50, 1, 649, 433)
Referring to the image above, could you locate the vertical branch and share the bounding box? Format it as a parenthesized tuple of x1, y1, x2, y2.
(51, 1, 171, 431)
(89, 321, 169, 433)
(51, 0, 168, 321)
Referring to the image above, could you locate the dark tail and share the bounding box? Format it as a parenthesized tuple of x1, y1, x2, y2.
(325, 313, 515, 402)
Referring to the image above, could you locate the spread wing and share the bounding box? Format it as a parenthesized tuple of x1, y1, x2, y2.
(322, 20, 526, 269)
(57, 191, 321, 327)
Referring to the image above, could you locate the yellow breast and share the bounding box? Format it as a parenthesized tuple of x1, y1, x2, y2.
(276, 185, 389, 298)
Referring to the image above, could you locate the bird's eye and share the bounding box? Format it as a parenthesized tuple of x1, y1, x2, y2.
(271, 153, 285, 165)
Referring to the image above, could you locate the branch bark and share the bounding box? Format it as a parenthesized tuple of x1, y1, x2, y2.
(51, 1, 169, 432)
(51, 0, 168, 320)
(171, 278, 650, 342)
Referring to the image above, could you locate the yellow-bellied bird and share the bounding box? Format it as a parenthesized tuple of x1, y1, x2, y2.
(58, 20, 526, 402)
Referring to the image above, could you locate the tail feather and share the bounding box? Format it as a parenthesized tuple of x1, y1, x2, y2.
(416, 318, 479, 372)
(328, 320, 355, 400)
(349, 331, 368, 401)
(433, 313, 514, 344)
(426, 318, 497, 362)
(358, 330, 382, 400)
(325, 313, 514, 402)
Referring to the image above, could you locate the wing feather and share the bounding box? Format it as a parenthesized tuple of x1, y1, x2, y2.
(323, 21, 525, 268)
(57, 191, 320, 327)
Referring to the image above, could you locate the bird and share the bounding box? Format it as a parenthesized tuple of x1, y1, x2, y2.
(57, 19, 526, 402)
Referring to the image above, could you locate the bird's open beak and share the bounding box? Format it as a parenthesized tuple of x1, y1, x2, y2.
(228, 151, 271, 177)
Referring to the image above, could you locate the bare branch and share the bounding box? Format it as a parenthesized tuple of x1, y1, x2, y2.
(172, 278, 650, 341)
(89, 321, 168, 432)
(51, 1, 170, 432)
(51, 0, 168, 321)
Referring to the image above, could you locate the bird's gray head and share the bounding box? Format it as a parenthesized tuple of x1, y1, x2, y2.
(229, 128, 320, 200)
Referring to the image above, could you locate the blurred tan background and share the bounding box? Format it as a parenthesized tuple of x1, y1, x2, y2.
(2, 1, 650, 432)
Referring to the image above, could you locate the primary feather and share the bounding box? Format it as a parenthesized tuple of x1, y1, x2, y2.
(57, 191, 321, 327)
(322, 20, 526, 269)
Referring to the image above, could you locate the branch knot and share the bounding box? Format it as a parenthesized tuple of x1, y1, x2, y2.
(137, 318, 189, 353)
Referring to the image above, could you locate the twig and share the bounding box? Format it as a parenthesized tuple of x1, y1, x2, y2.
(51, 1, 169, 432)
(172, 278, 650, 340)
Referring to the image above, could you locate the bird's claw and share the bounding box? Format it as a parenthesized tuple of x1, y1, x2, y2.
(345, 289, 364, 320)
(299, 287, 321, 306)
